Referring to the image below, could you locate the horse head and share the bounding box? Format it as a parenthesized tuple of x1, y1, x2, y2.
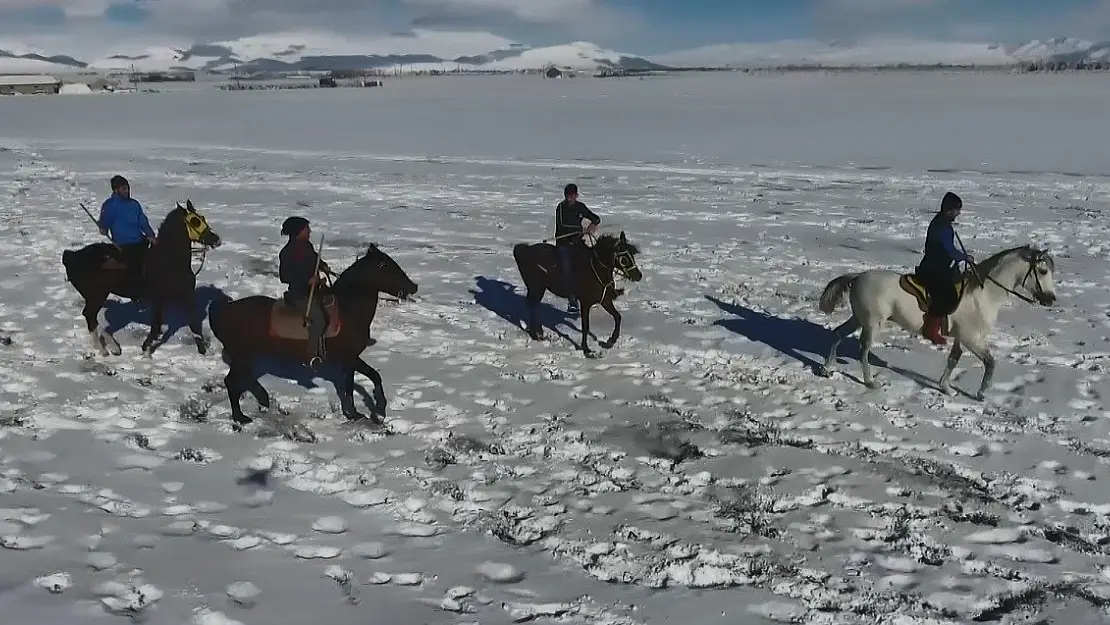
(595, 231, 643, 282)
(166, 199, 222, 250)
(338, 243, 419, 300)
(977, 244, 1057, 307)
(1018, 246, 1057, 306)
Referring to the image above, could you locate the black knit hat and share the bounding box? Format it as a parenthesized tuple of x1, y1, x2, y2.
(941, 191, 962, 212)
(110, 175, 129, 191)
(281, 216, 309, 237)
(564, 183, 578, 197)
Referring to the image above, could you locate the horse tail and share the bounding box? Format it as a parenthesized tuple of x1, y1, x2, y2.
(206, 290, 234, 341)
(512, 243, 530, 264)
(818, 273, 858, 314)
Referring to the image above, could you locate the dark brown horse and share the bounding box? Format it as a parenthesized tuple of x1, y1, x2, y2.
(61, 200, 222, 357)
(512, 231, 643, 357)
(207, 243, 418, 430)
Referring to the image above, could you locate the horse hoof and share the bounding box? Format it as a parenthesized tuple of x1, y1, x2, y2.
(818, 367, 832, 378)
(865, 380, 879, 390)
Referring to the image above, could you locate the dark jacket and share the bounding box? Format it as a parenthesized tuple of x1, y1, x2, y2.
(918, 212, 969, 275)
(554, 200, 601, 245)
(279, 238, 320, 297)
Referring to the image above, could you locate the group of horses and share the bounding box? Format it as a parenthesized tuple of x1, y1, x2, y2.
(59, 201, 645, 429)
(57, 200, 1059, 431)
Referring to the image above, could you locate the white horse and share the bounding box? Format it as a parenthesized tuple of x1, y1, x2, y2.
(817, 245, 1057, 399)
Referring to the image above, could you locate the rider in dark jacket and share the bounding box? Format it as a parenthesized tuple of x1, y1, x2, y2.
(915, 191, 972, 345)
(554, 183, 601, 312)
(278, 216, 332, 367)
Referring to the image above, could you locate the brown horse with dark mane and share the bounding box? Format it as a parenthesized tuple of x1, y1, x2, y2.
(207, 243, 418, 430)
(512, 231, 643, 357)
(61, 200, 222, 357)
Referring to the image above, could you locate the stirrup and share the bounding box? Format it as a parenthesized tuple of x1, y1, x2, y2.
(308, 355, 322, 369)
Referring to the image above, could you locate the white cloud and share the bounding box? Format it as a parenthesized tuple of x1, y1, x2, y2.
(402, 0, 600, 24)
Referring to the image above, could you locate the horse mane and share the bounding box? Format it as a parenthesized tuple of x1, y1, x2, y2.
(331, 243, 384, 294)
(964, 244, 1046, 289)
(594, 233, 640, 256)
(156, 204, 188, 240)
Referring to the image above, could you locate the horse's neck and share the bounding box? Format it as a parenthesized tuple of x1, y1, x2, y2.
(334, 288, 379, 325)
(151, 235, 190, 264)
(973, 253, 1024, 310)
(589, 247, 614, 278)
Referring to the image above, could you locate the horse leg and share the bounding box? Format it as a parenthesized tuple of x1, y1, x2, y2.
(525, 286, 545, 340)
(962, 337, 996, 401)
(937, 340, 964, 395)
(580, 302, 595, 357)
(600, 298, 621, 349)
(334, 366, 365, 422)
(859, 321, 880, 389)
(821, 315, 860, 377)
(224, 362, 253, 429)
(246, 372, 270, 412)
(352, 357, 387, 421)
(81, 289, 118, 356)
(141, 300, 164, 356)
(187, 297, 208, 355)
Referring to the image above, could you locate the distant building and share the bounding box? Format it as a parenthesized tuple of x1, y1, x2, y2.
(0, 75, 62, 95)
(544, 66, 563, 79)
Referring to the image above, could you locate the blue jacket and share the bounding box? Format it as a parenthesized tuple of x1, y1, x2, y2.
(98, 193, 155, 245)
(918, 212, 968, 275)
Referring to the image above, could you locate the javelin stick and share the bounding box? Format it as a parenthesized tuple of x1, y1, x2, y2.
(79, 202, 119, 249)
(304, 234, 325, 326)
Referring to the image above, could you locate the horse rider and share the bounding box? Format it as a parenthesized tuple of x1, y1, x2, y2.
(915, 191, 973, 345)
(98, 175, 156, 278)
(554, 183, 601, 313)
(278, 216, 333, 368)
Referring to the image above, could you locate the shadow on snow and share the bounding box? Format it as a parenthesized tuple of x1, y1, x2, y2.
(470, 275, 585, 344)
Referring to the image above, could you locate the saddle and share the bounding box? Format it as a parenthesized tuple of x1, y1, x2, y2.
(268, 294, 342, 340)
(899, 273, 966, 317)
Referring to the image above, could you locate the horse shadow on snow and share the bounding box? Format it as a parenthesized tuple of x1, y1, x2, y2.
(105, 285, 380, 412)
(705, 294, 899, 387)
(472, 276, 603, 345)
(104, 284, 228, 351)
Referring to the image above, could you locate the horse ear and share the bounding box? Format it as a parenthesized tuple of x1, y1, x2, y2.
(186, 199, 194, 211)
(619, 230, 626, 241)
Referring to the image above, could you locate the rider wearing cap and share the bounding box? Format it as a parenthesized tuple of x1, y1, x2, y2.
(278, 216, 332, 367)
(554, 183, 601, 313)
(98, 175, 156, 278)
(915, 191, 973, 345)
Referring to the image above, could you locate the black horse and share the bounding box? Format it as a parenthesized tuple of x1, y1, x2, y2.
(207, 244, 418, 430)
(61, 200, 222, 356)
(512, 232, 643, 357)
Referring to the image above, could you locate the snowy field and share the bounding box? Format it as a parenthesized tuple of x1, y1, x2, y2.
(1, 72, 1109, 624)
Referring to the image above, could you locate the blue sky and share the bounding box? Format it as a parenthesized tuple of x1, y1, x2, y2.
(2, 0, 1108, 56)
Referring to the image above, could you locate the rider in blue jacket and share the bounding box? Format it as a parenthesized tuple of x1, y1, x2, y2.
(98, 175, 155, 277)
(915, 191, 973, 345)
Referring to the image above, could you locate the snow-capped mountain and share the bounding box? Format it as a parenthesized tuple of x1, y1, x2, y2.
(3, 32, 1110, 76)
(652, 36, 1110, 69)
(0, 31, 664, 75)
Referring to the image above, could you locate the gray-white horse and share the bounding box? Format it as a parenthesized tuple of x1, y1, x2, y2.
(817, 245, 1057, 399)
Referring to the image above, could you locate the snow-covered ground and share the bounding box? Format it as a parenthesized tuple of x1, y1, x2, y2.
(1, 72, 1109, 624)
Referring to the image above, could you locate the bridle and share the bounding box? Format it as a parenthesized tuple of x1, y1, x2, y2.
(978, 248, 1053, 305)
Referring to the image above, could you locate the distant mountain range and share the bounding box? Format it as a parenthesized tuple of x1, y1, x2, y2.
(2, 34, 1109, 76)
(0, 36, 667, 75)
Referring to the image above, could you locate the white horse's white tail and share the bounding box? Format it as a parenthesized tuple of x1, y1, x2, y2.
(818, 273, 858, 314)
